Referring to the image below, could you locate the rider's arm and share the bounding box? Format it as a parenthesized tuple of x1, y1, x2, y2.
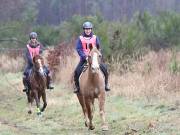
(39, 44, 44, 54)
(96, 36, 101, 50)
(25, 48, 33, 66)
(96, 36, 105, 62)
(36, 41, 44, 54)
(76, 38, 87, 61)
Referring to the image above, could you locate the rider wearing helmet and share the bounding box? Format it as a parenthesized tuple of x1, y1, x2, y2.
(29, 32, 38, 39)
(74, 21, 110, 93)
(22, 32, 54, 92)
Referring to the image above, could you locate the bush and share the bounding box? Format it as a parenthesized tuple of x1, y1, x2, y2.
(0, 21, 28, 48)
(0, 12, 180, 73)
(33, 25, 61, 46)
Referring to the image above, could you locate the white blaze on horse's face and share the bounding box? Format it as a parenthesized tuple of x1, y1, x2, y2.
(37, 59, 44, 74)
(91, 52, 99, 73)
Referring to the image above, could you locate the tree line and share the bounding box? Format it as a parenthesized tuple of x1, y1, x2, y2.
(0, 0, 179, 24)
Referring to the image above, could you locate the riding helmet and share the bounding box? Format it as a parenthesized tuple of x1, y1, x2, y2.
(83, 21, 93, 29)
(29, 32, 38, 39)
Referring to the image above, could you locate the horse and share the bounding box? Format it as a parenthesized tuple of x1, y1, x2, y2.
(26, 55, 47, 115)
(77, 44, 108, 131)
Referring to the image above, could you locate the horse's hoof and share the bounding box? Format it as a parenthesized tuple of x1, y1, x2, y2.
(40, 108, 44, 112)
(101, 124, 109, 131)
(28, 110, 32, 114)
(37, 112, 41, 116)
(85, 122, 88, 127)
(89, 125, 95, 130)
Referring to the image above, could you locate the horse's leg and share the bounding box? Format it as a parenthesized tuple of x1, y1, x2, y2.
(26, 91, 32, 114)
(41, 91, 47, 112)
(85, 98, 95, 130)
(98, 93, 108, 131)
(77, 94, 89, 127)
(34, 91, 41, 115)
(91, 98, 95, 119)
(38, 92, 41, 104)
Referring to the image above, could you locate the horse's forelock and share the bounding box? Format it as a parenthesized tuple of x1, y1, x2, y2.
(89, 47, 101, 59)
(92, 52, 99, 68)
(88, 47, 101, 71)
(33, 55, 44, 68)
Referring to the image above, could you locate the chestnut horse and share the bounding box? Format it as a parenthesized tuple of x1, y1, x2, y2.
(26, 55, 47, 115)
(77, 44, 108, 131)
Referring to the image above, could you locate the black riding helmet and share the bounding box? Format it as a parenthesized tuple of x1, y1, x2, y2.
(29, 32, 37, 39)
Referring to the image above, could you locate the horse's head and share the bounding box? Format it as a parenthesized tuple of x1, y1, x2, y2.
(33, 55, 45, 76)
(87, 44, 102, 73)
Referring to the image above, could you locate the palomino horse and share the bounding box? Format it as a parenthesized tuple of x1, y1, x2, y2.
(77, 44, 108, 131)
(26, 55, 47, 115)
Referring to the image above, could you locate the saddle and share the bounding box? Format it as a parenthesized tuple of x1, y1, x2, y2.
(76, 63, 88, 82)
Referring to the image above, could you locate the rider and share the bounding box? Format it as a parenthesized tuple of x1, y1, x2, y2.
(74, 21, 110, 93)
(22, 32, 54, 92)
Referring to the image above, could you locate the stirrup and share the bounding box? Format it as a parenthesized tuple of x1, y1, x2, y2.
(74, 90, 79, 94)
(105, 84, 110, 91)
(74, 87, 80, 94)
(47, 86, 54, 90)
(47, 84, 54, 89)
(23, 87, 28, 92)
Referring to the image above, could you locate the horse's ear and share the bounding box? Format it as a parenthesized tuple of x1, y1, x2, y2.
(32, 56, 38, 63)
(32, 57, 35, 63)
(89, 43, 93, 51)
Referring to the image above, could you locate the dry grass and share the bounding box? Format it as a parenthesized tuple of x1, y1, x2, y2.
(47, 48, 180, 100)
(0, 54, 24, 73)
(54, 51, 79, 87)
(110, 49, 180, 100)
(1, 49, 180, 134)
(1, 48, 180, 101)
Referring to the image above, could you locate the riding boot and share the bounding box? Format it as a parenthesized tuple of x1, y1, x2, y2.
(23, 76, 29, 92)
(74, 72, 80, 93)
(105, 75, 111, 91)
(73, 61, 85, 94)
(47, 75, 54, 90)
(100, 64, 111, 91)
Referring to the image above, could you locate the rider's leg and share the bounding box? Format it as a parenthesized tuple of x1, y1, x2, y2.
(44, 66, 54, 89)
(100, 63, 110, 91)
(23, 66, 30, 92)
(47, 74, 54, 89)
(74, 60, 86, 93)
(23, 75, 28, 92)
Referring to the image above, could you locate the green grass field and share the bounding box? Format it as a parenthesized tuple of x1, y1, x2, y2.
(0, 72, 180, 135)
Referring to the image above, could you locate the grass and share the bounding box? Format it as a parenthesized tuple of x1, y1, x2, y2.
(0, 73, 180, 135)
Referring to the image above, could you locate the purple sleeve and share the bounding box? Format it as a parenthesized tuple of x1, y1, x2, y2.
(25, 47, 33, 66)
(96, 36, 101, 49)
(39, 44, 44, 54)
